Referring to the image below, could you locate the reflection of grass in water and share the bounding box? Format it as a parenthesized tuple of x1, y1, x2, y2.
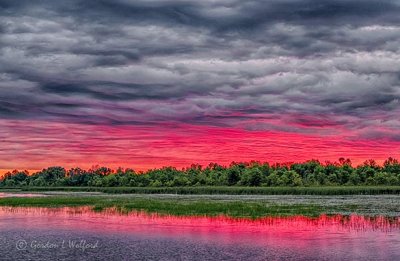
(0, 196, 371, 218)
(113, 201, 329, 218)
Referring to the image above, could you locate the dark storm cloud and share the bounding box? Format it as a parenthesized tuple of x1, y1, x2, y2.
(4, 0, 399, 27)
(39, 81, 214, 102)
(1, 0, 400, 140)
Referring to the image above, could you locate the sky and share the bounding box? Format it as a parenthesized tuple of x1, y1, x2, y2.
(1, 0, 400, 173)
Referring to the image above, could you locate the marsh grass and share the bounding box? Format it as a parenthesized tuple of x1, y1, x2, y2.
(13, 186, 400, 195)
(0, 196, 356, 218)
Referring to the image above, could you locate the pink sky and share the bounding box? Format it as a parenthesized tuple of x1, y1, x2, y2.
(1, 119, 399, 174)
(2, 1, 400, 174)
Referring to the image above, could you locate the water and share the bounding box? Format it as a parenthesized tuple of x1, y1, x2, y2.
(0, 207, 399, 260)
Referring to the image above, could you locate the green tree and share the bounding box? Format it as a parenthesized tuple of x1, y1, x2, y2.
(280, 170, 303, 186)
(226, 167, 241, 186)
(240, 168, 262, 186)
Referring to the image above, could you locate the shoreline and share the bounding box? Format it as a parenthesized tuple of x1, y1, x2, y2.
(2, 185, 400, 195)
(1, 192, 399, 218)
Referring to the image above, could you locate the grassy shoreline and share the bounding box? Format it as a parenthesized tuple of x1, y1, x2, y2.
(0, 196, 351, 218)
(2, 187, 400, 218)
(2, 185, 400, 195)
(2, 193, 400, 218)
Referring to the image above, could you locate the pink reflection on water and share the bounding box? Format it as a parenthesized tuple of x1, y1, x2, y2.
(0, 207, 399, 235)
(1, 207, 399, 260)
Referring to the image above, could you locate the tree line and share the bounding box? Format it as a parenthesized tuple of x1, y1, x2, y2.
(1, 158, 400, 187)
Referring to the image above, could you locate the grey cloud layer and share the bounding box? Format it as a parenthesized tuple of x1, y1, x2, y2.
(1, 0, 400, 139)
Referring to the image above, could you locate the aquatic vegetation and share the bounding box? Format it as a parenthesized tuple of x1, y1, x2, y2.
(14, 186, 400, 195)
(0, 194, 399, 218)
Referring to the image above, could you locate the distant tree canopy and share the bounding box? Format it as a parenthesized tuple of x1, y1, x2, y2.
(2, 158, 400, 187)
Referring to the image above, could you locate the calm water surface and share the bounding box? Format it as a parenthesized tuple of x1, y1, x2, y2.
(0, 207, 399, 261)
